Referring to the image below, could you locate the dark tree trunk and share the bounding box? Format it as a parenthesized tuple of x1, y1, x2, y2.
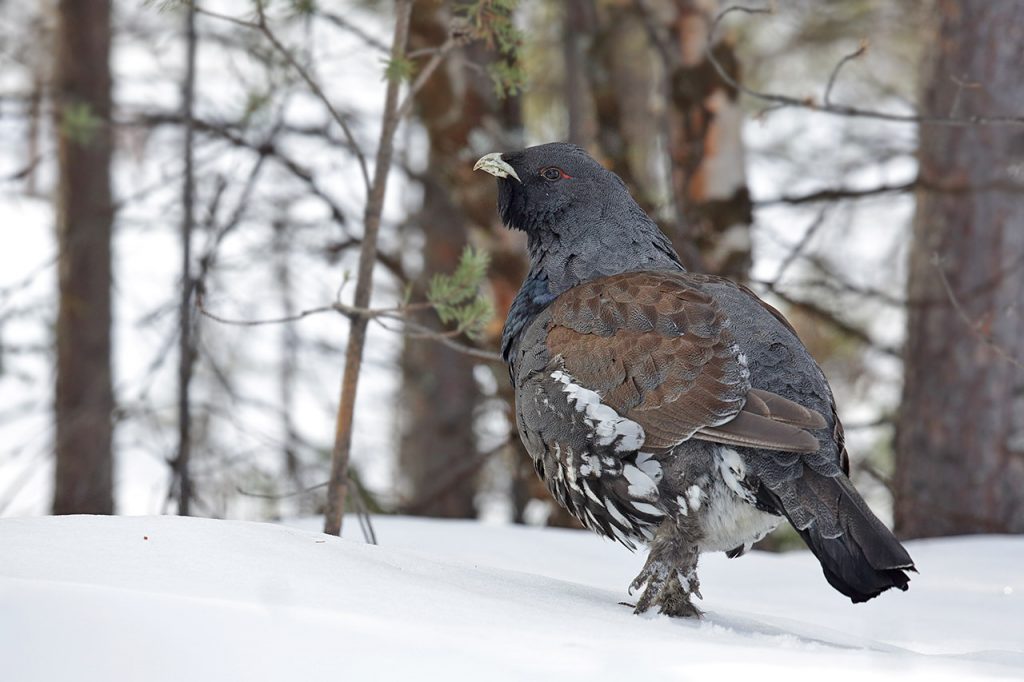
(895, 0, 1024, 538)
(563, 0, 597, 149)
(587, 2, 662, 207)
(397, 4, 505, 518)
(52, 0, 114, 515)
(174, 2, 198, 516)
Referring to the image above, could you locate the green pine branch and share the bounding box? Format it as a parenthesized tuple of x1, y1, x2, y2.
(427, 246, 494, 339)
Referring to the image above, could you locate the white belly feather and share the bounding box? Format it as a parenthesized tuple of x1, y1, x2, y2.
(695, 447, 780, 553)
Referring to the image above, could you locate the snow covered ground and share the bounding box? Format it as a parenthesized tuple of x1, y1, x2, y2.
(1, 515, 1021, 681)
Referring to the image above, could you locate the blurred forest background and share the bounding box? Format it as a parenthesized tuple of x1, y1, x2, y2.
(1, 0, 1021, 544)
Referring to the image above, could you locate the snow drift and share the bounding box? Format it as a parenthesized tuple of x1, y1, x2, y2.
(1, 515, 1021, 681)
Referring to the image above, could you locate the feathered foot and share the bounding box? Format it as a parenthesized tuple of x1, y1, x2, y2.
(629, 539, 703, 618)
(630, 561, 702, 617)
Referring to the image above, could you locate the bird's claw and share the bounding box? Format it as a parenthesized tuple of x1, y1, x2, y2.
(629, 561, 703, 618)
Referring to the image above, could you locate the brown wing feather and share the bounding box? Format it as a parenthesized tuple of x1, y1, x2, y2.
(546, 271, 825, 454)
(698, 412, 820, 453)
(746, 388, 828, 429)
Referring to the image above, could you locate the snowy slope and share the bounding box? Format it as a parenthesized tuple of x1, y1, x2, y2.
(1, 516, 1021, 681)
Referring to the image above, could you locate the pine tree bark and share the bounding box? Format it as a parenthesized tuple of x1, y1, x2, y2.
(397, 4, 502, 518)
(52, 0, 114, 514)
(895, 0, 1024, 538)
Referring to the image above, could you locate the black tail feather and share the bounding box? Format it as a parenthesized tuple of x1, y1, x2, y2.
(760, 474, 915, 603)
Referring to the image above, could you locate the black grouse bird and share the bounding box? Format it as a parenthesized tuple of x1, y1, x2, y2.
(474, 143, 914, 617)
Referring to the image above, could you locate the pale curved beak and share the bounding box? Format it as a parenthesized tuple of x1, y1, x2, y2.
(473, 152, 520, 182)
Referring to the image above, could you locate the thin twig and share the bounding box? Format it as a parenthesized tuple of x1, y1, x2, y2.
(932, 253, 1024, 371)
(351, 481, 378, 545)
(756, 179, 915, 206)
(394, 25, 470, 121)
(632, 0, 674, 70)
(380, 316, 503, 363)
(198, 292, 501, 361)
(757, 282, 901, 357)
(237, 480, 328, 499)
(948, 73, 982, 118)
(823, 40, 868, 107)
(173, 1, 199, 517)
(198, 300, 340, 326)
(317, 9, 389, 53)
(771, 206, 829, 282)
(755, 175, 1023, 207)
(707, 5, 1024, 127)
(858, 460, 893, 494)
(192, 3, 372, 192)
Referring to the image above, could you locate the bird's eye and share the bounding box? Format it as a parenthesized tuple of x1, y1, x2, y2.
(541, 167, 566, 181)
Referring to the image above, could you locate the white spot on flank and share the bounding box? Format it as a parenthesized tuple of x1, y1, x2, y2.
(550, 370, 645, 452)
(716, 447, 754, 503)
(630, 502, 664, 517)
(635, 452, 663, 483)
(686, 485, 703, 511)
(622, 464, 659, 500)
(579, 453, 600, 477)
(676, 496, 689, 516)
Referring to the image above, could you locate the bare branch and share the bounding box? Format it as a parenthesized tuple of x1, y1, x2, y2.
(948, 73, 982, 118)
(755, 175, 1024, 207)
(172, 0, 199, 516)
(317, 9, 389, 53)
(394, 24, 471, 121)
(632, 0, 674, 70)
(191, 3, 372, 192)
(237, 481, 328, 499)
(754, 282, 901, 358)
(129, 112, 351, 227)
(707, 5, 1024, 127)
(198, 299, 340, 327)
(823, 40, 868, 107)
(771, 206, 829, 282)
(932, 253, 1024, 371)
(379, 316, 503, 363)
(198, 291, 500, 361)
(756, 180, 915, 206)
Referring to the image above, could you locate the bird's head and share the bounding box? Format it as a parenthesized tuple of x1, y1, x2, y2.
(474, 143, 631, 234)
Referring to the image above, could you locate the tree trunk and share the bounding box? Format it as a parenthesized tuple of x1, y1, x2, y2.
(895, 0, 1024, 538)
(397, 4, 503, 518)
(587, 1, 662, 207)
(664, 0, 753, 279)
(174, 2, 198, 516)
(52, 0, 114, 515)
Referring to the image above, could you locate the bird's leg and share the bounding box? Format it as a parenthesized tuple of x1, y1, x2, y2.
(629, 521, 702, 618)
